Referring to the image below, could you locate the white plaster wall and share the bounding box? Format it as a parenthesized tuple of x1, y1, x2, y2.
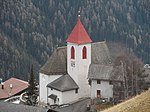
(47, 88, 62, 105)
(47, 89, 78, 105)
(91, 80, 113, 100)
(67, 42, 91, 98)
(39, 73, 62, 104)
(62, 90, 78, 104)
(67, 43, 79, 84)
(78, 44, 91, 98)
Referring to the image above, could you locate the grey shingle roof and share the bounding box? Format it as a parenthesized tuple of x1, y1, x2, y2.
(0, 102, 51, 112)
(40, 41, 111, 75)
(47, 74, 79, 92)
(88, 64, 124, 81)
(40, 47, 67, 75)
(48, 94, 57, 100)
(91, 42, 112, 65)
(88, 64, 113, 80)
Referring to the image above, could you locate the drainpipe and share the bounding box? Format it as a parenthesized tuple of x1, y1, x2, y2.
(47, 87, 48, 104)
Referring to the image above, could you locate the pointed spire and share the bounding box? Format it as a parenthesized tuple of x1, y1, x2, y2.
(66, 11, 92, 44)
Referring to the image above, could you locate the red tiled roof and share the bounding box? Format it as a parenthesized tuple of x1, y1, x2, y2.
(0, 78, 28, 99)
(66, 17, 92, 44)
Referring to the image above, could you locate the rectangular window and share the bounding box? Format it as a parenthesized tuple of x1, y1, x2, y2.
(109, 81, 113, 85)
(97, 90, 101, 98)
(75, 89, 78, 94)
(97, 80, 101, 84)
(54, 99, 56, 104)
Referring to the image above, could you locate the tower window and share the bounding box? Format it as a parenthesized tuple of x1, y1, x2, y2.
(71, 46, 75, 59)
(82, 46, 87, 59)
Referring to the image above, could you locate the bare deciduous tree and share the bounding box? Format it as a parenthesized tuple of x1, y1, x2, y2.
(114, 52, 147, 99)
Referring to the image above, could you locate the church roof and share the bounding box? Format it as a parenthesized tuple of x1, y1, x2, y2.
(66, 17, 92, 44)
(88, 64, 124, 81)
(40, 41, 112, 75)
(40, 41, 111, 75)
(91, 42, 112, 65)
(47, 74, 79, 92)
(40, 47, 67, 75)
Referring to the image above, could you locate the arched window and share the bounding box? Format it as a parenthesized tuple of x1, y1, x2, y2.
(82, 46, 87, 59)
(71, 46, 75, 59)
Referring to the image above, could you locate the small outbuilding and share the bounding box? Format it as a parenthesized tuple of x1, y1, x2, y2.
(88, 64, 124, 101)
(46, 74, 79, 105)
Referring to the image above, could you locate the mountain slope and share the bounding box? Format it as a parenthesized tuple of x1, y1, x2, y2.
(0, 0, 149, 80)
(0, 30, 39, 80)
(102, 89, 150, 112)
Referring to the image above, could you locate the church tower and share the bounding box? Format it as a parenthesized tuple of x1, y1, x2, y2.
(66, 14, 92, 98)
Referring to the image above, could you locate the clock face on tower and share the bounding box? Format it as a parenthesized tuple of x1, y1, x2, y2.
(71, 61, 75, 67)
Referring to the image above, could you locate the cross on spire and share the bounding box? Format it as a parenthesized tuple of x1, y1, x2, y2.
(78, 11, 80, 18)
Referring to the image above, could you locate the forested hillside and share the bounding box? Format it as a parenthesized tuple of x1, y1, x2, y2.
(0, 0, 149, 81)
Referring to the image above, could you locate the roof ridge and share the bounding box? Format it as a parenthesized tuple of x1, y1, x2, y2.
(92, 41, 106, 45)
(5, 78, 28, 84)
(57, 46, 66, 49)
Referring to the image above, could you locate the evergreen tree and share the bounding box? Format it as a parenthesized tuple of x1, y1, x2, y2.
(26, 64, 38, 106)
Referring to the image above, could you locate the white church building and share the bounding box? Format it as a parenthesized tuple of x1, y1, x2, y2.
(39, 15, 123, 105)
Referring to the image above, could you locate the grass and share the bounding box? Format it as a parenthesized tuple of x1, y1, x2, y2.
(96, 103, 114, 111)
(101, 89, 150, 112)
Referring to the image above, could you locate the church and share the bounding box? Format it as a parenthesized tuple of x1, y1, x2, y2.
(39, 15, 123, 105)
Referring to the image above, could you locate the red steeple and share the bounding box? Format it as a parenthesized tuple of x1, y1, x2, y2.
(66, 15, 92, 44)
